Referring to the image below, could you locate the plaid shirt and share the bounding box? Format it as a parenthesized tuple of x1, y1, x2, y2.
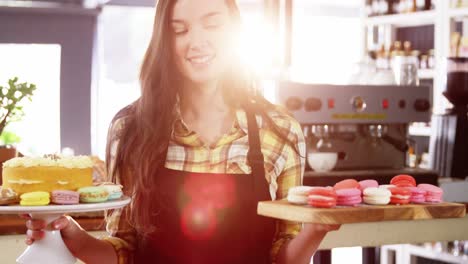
(102, 106, 306, 263)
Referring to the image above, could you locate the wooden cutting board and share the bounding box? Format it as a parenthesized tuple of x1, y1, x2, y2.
(257, 200, 466, 224)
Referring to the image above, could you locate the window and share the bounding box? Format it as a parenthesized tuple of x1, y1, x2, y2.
(93, 6, 153, 158)
(290, 0, 363, 84)
(0, 44, 61, 155)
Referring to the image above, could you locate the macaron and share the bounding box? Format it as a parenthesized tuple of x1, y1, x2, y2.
(417, 184, 443, 203)
(0, 186, 19, 206)
(363, 187, 391, 205)
(287, 186, 317, 205)
(390, 174, 416, 187)
(379, 184, 397, 190)
(51, 190, 79, 205)
(388, 187, 411, 205)
(408, 187, 427, 204)
(97, 183, 123, 200)
(78, 186, 109, 203)
(20, 192, 50, 206)
(334, 179, 359, 190)
(308, 187, 337, 208)
(359, 180, 379, 192)
(336, 188, 362, 206)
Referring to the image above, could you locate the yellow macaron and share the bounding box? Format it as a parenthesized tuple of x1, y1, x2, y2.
(20, 191, 50, 206)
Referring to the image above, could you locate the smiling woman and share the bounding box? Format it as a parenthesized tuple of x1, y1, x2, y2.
(25, 1, 338, 264)
(171, 0, 237, 84)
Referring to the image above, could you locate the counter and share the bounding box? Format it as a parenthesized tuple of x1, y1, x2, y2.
(318, 214, 468, 250)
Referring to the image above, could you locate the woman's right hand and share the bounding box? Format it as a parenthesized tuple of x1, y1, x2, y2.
(22, 215, 87, 256)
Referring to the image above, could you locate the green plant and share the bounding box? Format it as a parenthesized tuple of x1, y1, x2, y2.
(0, 77, 36, 143)
(0, 131, 21, 146)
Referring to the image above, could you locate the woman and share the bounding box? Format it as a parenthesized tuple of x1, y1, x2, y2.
(25, 0, 339, 263)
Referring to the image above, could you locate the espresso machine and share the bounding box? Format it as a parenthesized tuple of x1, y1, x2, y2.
(277, 82, 438, 186)
(430, 57, 468, 179)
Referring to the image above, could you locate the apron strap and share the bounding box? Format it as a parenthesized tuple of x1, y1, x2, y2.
(245, 103, 266, 183)
(245, 101, 275, 263)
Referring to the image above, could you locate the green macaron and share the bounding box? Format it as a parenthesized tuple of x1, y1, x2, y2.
(78, 186, 109, 203)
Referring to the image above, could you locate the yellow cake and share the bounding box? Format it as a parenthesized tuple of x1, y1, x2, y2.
(2, 156, 93, 195)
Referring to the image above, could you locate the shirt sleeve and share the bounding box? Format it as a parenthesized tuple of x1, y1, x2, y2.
(101, 118, 137, 264)
(270, 117, 306, 263)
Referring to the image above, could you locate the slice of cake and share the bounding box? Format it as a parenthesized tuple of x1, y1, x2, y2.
(2, 155, 93, 195)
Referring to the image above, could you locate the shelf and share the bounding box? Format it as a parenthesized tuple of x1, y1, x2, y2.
(449, 7, 468, 19)
(418, 69, 435, 79)
(392, 244, 468, 264)
(365, 10, 436, 27)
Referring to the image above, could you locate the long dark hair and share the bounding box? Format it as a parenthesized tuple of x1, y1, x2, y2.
(106, 0, 297, 236)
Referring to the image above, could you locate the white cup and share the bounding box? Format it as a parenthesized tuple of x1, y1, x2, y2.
(307, 152, 338, 172)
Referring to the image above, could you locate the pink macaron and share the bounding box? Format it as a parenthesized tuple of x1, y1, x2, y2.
(417, 184, 443, 203)
(336, 188, 362, 206)
(334, 179, 360, 190)
(408, 187, 427, 204)
(51, 190, 80, 205)
(391, 174, 417, 187)
(359, 180, 379, 192)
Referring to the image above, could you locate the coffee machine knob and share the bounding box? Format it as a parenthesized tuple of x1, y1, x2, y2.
(414, 99, 431, 112)
(305, 98, 322, 112)
(285, 97, 303, 111)
(351, 96, 367, 112)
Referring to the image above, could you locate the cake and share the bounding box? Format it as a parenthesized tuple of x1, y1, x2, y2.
(2, 155, 93, 195)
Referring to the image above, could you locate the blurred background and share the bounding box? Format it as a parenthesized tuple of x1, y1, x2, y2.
(0, 0, 364, 158)
(2, 1, 468, 264)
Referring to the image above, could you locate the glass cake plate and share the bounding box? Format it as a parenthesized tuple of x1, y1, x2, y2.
(0, 196, 131, 264)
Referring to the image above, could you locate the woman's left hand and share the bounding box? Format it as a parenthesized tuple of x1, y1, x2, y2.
(302, 223, 341, 240)
(276, 223, 341, 263)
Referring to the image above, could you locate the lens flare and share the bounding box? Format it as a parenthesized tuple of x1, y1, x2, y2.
(180, 173, 237, 240)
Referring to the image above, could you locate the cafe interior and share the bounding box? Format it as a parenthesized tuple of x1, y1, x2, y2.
(0, 0, 468, 263)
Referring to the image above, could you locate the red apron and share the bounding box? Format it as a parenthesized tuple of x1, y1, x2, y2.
(134, 107, 276, 263)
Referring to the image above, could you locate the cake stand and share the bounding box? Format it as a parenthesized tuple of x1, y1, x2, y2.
(0, 197, 131, 264)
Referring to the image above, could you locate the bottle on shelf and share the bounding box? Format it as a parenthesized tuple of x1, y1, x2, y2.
(376, 44, 389, 69)
(415, 0, 430, 10)
(452, 0, 468, 8)
(425, 0, 433, 10)
(397, 0, 405, 13)
(411, 0, 417, 12)
(380, 0, 390, 15)
(403, 41, 412, 56)
(415, 0, 430, 11)
(391, 0, 401, 14)
(450, 32, 462, 57)
(411, 50, 421, 68)
(428, 49, 435, 68)
(420, 54, 429, 69)
(389, 41, 402, 69)
(372, 0, 381, 16)
(392, 40, 420, 86)
(399, 0, 411, 13)
(366, 0, 374, 16)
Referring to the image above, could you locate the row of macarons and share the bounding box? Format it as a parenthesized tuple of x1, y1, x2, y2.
(287, 174, 444, 208)
(0, 183, 123, 206)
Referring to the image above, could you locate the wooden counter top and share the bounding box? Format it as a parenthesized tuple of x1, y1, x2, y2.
(319, 214, 468, 250)
(0, 215, 105, 235)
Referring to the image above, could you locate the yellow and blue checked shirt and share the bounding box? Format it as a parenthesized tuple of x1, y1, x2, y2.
(103, 106, 306, 263)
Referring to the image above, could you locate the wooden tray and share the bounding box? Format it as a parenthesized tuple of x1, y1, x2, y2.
(257, 200, 466, 224)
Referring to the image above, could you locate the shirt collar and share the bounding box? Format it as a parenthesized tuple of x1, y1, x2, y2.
(172, 100, 254, 139)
